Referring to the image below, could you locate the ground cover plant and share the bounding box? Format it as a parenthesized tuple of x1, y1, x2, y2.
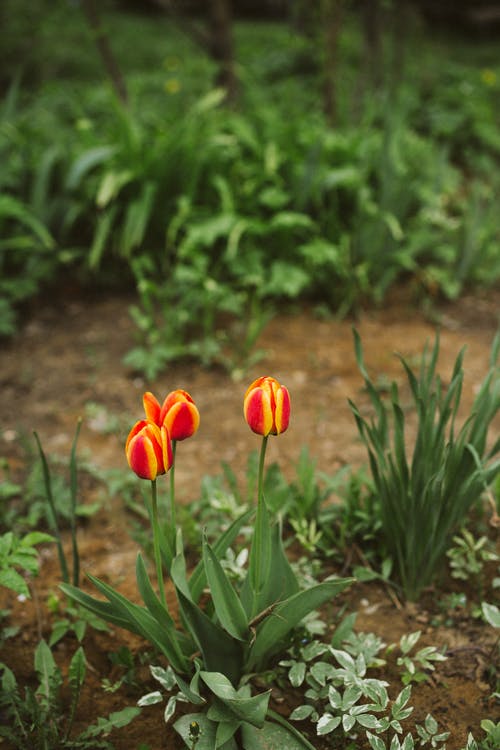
(1, 317, 499, 748)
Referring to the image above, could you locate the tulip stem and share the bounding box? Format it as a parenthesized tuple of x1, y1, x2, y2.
(170, 440, 177, 537)
(257, 435, 268, 508)
(151, 479, 166, 607)
(248, 434, 269, 617)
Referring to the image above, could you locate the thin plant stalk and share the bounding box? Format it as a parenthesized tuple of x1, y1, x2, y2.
(257, 435, 268, 509)
(33, 431, 69, 584)
(248, 434, 269, 617)
(170, 440, 177, 534)
(150, 479, 166, 607)
(69, 419, 82, 587)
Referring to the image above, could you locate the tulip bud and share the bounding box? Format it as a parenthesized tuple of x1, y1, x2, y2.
(159, 389, 200, 441)
(125, 420, 173, 480)
(243, 376, 290, 436)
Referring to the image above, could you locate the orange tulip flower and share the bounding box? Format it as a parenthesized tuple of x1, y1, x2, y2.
(125, 420, 173, 480)
(143, 389, 200, 441)
(243, 376, 290, 437)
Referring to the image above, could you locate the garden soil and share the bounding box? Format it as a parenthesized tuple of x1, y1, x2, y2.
(1, 286, 499, 749)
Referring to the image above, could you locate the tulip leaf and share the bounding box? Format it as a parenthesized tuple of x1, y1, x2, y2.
(241, 498, 273, 618)
(268, 519, 299, 602)
(216, 718, 241, 747)
(135, 553, 175, 628)
(247, 578, 354, 671)
(158, 523, 176, 573)
(241, 508, 298, 619)
(173, 661, 206, 706)
(200, 672, 270, 728)
(60, 582, 142, 634)
(202, 536, 249, 642)
(172, 557, 244, 686)
(81, 574, 190, 674)
(241, 717, 317, 750)
(189, 509, 254, 603)
(135, 553, 188, 669)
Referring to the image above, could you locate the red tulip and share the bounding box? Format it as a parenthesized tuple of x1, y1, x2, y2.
(243, 376, 290, 436)
(143, 389, 200, 442)
(125, 420, 173, 480)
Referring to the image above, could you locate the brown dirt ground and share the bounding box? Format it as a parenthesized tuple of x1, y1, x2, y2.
(0, 286, 499, 749)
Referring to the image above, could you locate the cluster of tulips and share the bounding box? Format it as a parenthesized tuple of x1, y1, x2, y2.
(63, 375, 350, 750)
(123, 376, 290, 602)
(125, 376, 290, 481)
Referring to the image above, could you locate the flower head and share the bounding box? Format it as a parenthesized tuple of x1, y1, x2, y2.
(125, 420, 173, 480)
(243, 376, 290, 436)
(143, 389, 200, 442)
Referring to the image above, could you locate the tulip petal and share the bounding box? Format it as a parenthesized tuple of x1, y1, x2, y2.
(163, 402, 200, 441)
(143, 392, 161, 425)
(126, 433, 159, 480)
(160, 389, 195, 418)
(274, 386, 290, 434)
(160, 389, 200, 441)
(244, 376, 291, 437)
(125, 419, 149, 453)
(244, 387, 274, 436)
(161, 426, 174, 472)
(125, 420, 166, 480)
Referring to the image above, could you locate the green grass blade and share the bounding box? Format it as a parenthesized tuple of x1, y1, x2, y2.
(33, 431, 69, 584)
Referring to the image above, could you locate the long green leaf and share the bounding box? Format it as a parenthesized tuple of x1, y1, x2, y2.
(247, 578, 354, 670)
(60, 582, 141, 632)
(135, 553, 190, 671)
(202, 537, 249, 641)
(88, 573, 190, 673)
(171, 556, 243, 686)
(88, 206, 118, 269)
(65, 145, 116, 190)
(69, 419, 82, 587)
(34, 639, 57, 702)
(64, 646, 86, 742)
(0, 195, 54, 249)
(33, 432, 69, 584)
(120, 181, 157, 255)
(242, 498, 272, 618)
(189, 509, 254, 602)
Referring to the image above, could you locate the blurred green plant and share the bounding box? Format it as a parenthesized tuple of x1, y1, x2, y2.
(1, 8, 499, 372)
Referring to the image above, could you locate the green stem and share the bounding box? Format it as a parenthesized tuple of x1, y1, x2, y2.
(249, 435, 269, 617)
(151, 479, 166, 606)
(69, 419, 82, 588)
(170, 440, 177, 543)
(257, 435, 268, 508)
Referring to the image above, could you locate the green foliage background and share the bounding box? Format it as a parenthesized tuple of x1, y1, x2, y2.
(1, 0, 499, 371)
